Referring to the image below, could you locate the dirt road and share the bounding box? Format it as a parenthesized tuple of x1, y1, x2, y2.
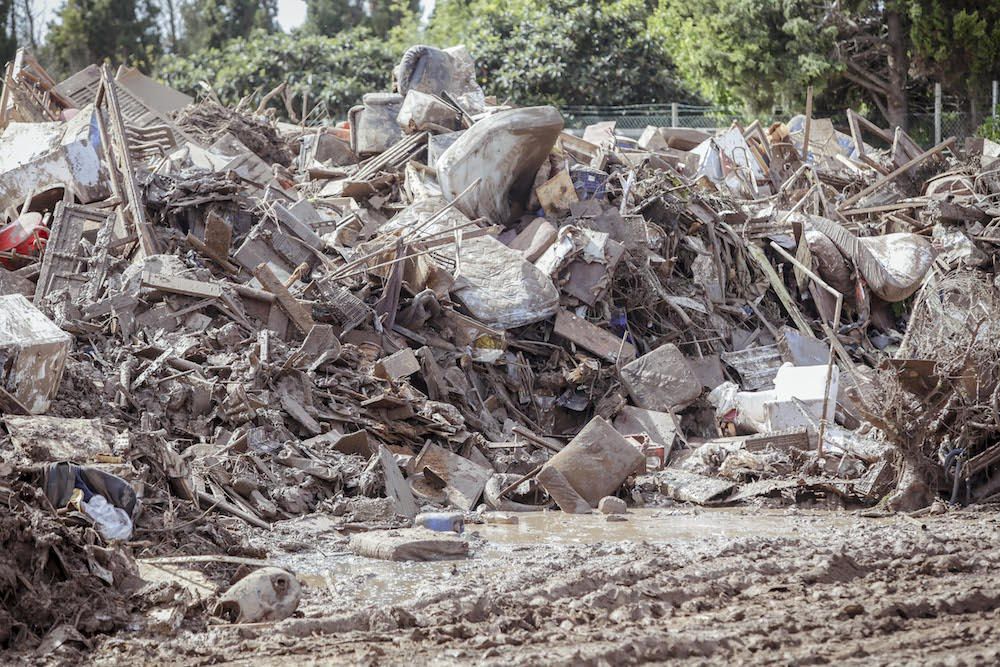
(68, 506, 1000, 666)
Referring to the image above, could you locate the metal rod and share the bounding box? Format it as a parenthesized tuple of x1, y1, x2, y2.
(934, 82, 942, 145)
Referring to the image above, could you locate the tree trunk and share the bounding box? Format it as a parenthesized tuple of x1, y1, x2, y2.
(885, 9, 909, 131)
(164, 0, 178, 53)
(18, 0, 35, 48)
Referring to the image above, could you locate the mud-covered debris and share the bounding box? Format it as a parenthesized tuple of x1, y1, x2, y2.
(598, 496, 627, 514)
(4, 37, 1000, 658)
(216, 567, 301, 623)
(348, 528, 469, 561)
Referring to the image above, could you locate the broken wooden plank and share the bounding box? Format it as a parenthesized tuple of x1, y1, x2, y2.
(553, 309, 634, 363)
(254, 263, 316, 335)
(536, 170, 579, 216)
(378, 444, 418, 519)
(204, 209, 235, 257)
(95, 64, 158, 256)
(141, 271, 223, 299)
(743, 428, 810, 452)
(196, 490, 269, 529)
(374, 348, 421, 381)
(840, 200, 928, 217)
(34, 202, 109, 304)
(279, 394, 322, 435)
(841, 137, 956, 208)
(747, 244, 814, 338)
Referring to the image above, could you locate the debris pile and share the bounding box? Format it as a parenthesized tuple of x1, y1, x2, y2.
(2, 44, 999, 649)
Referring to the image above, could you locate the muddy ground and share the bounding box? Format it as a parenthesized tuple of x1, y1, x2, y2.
(19, 504, 988, 666)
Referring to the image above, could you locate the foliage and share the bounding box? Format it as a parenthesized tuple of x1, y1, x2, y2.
(977, 115, 1000, 143)
(424, 0, 691, 106)
(177, 0, 277, 54)
(158, 27, 400, 119)
(304, 0, 364, 36)
(45, 0, 161, 76)
(909, 1, 1000, 120)
(650, 0, 840, 113)
(305, 0, 418, 39)
(161, 0, 690, 119)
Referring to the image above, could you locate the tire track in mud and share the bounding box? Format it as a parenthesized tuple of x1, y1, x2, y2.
(83, 512, 1000, 666)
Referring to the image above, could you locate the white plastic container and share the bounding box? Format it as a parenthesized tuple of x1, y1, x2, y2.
(764, 363, 839, 431)
(773, 363, 839, 418)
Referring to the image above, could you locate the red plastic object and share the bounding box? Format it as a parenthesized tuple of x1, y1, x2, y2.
(0, 212, 48, 265)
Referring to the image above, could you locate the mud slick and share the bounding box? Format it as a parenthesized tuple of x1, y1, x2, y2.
(3, 45, 1000, 663)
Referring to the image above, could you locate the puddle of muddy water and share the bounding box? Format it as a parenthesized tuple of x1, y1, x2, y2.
(472, 507, 804, 545)
(267, 508, 867, 612)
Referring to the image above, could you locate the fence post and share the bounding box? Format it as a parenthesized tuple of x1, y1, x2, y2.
(671, 102, 678, 127)
(934, 83, 942, 145)
(993, 80, 998, 119)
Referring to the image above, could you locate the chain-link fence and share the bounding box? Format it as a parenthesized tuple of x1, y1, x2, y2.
(561, 103, 740, 133)
(906, 112, 975, 146)
(560, 103, 980, 145)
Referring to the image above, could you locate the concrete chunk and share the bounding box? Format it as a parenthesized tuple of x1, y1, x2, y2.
(509, 218, 557, 262)
(537, 464, 592, 514)
(0, 294, 72, 414)
(598, 496, 627, 514)
(654, 469, 735, 505)
(619, 344, 702, 412)
(413, 442, 492, 511)
(554, 309, 635, 363)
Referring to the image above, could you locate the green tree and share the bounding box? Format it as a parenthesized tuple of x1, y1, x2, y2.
(909, 1, 1000, 127)
(178, 0, 277, 53)
(159, 27, 400, 119)
(654, 1, 920, 129)
(650, 0, 838, 113)
(304, 0, 418, 39)
(425, 0, 691, 106)
(304, 0, 365, 35)
(831, 1, 912, 130)
(45, 0, 161, 76)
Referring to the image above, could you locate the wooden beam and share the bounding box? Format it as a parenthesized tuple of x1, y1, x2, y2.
(747, 244, 814, 338)
(254, 263, 315, 335)
(801, 85, 814, 161)
(96, 65, 159, 256)
(841, 137, 956, 208)
(553, 309, 635, 363)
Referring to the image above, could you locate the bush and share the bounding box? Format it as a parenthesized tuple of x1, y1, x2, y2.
(977, 116, 1000, 143)
(425, 0, 692, 107)
(158, 28, 401, 120)
(157, 0, 696, 121)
